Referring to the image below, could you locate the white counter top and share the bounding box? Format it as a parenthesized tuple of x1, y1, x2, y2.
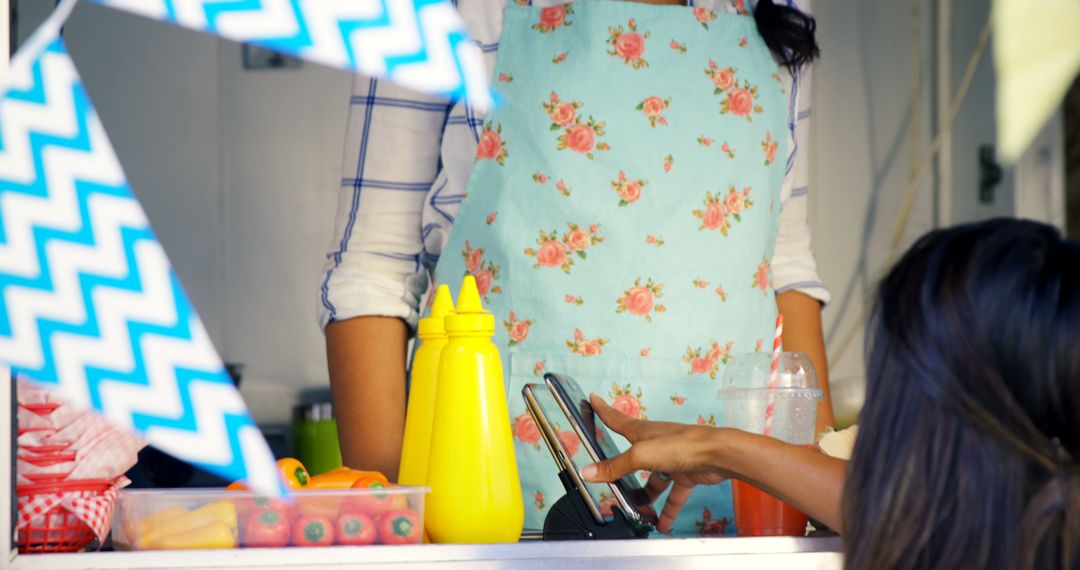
(12, 536, 843, 570)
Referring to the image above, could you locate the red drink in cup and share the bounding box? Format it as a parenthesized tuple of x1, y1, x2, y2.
(720, 352, 821, 537)
(731, 481, 807, 537)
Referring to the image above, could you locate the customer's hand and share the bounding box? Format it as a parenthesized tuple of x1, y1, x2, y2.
(581, 394, 733, 533)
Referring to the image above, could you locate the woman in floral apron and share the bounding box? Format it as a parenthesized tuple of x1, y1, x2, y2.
(321, 0, 832, 537)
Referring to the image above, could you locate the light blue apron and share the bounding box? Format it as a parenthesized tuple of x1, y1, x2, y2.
(431, 0, 787, 536)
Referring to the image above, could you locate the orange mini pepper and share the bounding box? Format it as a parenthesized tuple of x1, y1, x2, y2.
(277, 457, 311, 489)
(308, 468, 389, 490)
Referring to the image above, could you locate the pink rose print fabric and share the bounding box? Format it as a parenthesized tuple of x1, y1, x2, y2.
(616, 277, 667, 321)
(696, 508, 732, 536)
(706, 61, 737, 93)
(693, 186, 754, 235)
(543, 92, 579, 129)
(524, 223, 603, 272)
(513, 412, 543, 449)
(684, 340, 734, 378)
(556, 430, 581, 456)
(462, 241, 502, 300)
(567, 328, 608, 356)
(503, 311, 534, 347)
(432, 0, 788, 537)
(753, 259, 771, 293)
(476, 123, 509, 164)
(524, 229, 570, 271)
(607, 19, 651, 69)
(598, 492, 619, 518)
(565, 223, 603, 256)
(637, 96, 670, 127)
(610, 383, 647, 419)
(612, 171, 648, 206)
(705, 61, 764, 120)
(546, 92, 610, 159)
(533, 174, 573, 197)
(721, 82, 763, 120)
(762, 131, 778, 165)
(693, 8, 717, 29)
(534, 5, 573, 33)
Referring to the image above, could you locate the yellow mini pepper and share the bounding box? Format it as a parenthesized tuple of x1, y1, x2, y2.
(137, 500, 237, 550)
(155, 520, 237, 550)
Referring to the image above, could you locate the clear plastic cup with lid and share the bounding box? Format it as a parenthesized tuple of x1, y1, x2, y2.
(719, 352, 822, 445)
(719, 352, 822, 537)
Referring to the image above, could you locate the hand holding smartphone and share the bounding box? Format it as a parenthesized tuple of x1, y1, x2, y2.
(521, 373, 658, 528)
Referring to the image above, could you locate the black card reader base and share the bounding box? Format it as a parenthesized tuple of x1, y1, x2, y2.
(542, 470, 651, 540)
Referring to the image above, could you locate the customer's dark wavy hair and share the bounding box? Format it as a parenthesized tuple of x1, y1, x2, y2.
(844, 218, 1080, 570)
(753, 0, 820, 74)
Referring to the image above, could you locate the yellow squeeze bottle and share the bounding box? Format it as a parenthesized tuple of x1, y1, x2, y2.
(424, 276, 524, 543)
(398, 285, 454, 487)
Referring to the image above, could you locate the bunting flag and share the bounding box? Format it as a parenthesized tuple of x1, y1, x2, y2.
(993, 0, 1080, 161)
(0, 35, 281, 494)
(89, 0, 492, 111)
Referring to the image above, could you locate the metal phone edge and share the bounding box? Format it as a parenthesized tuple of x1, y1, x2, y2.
(521, 384, 607, 525)
(542, 373, 648, 525)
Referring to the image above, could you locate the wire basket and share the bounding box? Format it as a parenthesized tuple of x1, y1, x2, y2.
(16, 480, 113, 554)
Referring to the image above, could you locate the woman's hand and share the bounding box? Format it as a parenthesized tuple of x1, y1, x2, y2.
(580, 394, 733, 533)
(582, 393, 849, 532)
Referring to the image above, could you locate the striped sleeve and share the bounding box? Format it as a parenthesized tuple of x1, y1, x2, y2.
(317, 76, 452, 330)
(772, 0, 830, 304)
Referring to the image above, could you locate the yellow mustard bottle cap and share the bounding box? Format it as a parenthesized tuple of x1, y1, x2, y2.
(445, 275, 495, 333)
(417, 285, 454, 337)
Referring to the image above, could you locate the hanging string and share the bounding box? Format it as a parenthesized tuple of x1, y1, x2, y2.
(827, 8, 993, 374)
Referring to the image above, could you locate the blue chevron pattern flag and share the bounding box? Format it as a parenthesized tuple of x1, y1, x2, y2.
(0, 35, 282, 494)
(91, 0, 492, 110)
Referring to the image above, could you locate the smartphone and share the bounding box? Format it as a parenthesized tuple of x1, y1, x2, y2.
(522, 383, 608, 524)
(544, 373, 658, 526)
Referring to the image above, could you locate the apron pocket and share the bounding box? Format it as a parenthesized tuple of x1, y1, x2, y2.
(506, 352, 736, 537)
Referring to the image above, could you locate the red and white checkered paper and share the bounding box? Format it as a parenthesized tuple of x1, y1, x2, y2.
(16, 380, 145, 483)
(17, 477, 130, 541)
(18, 403, 82, 432)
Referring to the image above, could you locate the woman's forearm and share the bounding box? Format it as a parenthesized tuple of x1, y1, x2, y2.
(717, 429, 847, 531)
(325, 316, 409, 481)
(777, 290, 835, 433)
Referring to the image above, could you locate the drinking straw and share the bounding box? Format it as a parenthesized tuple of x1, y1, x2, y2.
(763, 314, 783, 437)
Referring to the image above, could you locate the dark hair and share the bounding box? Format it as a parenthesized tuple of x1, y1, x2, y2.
(753, 0, 820, 74)
(844, 218, 1080, 570)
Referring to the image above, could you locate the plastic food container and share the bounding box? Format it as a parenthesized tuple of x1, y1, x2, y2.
(112, 487, 427, 550)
